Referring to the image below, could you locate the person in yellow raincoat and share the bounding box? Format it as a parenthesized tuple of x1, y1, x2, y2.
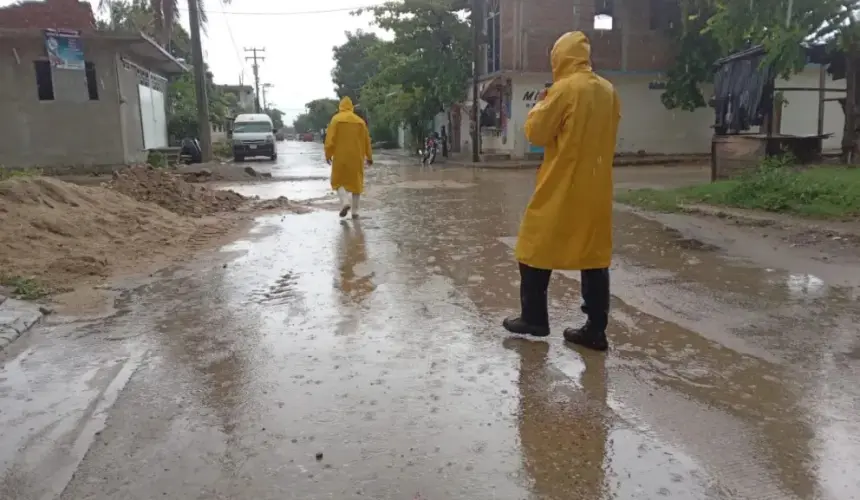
(325, 97, 373, 219)
(503, 31, 621, 352)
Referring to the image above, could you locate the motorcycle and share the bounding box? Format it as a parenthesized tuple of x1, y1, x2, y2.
(421, 136, 438, 165)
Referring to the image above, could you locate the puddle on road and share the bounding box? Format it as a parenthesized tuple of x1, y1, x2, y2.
(8, 149, 860, 499)
(218, 179, 332, 202)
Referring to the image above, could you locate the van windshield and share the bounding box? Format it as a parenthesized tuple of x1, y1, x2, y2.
(233, 122, 271, 133)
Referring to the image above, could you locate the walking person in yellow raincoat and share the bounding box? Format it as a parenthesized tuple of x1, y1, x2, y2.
(502, 31, 621, 352)
(325, 97, 373, 219)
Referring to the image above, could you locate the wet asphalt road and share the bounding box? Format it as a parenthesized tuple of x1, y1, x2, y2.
(2, 141, 860, 499)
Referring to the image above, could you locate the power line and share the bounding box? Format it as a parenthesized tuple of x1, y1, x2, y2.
(179, 5, 378, 17)
(218, 0, 244, 81)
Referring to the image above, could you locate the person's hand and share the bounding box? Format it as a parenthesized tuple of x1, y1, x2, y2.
(537, 89, 549, 101)
(326, 158, 332, 165)
(366, 159, 373, 166)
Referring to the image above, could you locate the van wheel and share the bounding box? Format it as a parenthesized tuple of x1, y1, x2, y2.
(233, 155, 244, 162)
(270, 153, 278, 161)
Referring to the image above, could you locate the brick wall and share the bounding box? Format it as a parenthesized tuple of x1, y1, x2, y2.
(0, 0, 96, 31)
(491, 0, 674, 75)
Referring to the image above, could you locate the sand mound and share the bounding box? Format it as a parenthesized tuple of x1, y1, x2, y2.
(109, 165, 246, 216)
(0, 177, 234, 291)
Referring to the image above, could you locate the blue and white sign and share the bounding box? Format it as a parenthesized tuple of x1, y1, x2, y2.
(44, 29, 85, 70)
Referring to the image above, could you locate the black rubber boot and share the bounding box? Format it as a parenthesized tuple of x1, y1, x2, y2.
(503, 316, 550, 338)
(563, 324, 609, 352)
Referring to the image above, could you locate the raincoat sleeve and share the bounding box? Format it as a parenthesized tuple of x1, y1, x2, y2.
(524, 87, 570, 147)
(324, 118, 337, 161)
(363, 122, 373, 162)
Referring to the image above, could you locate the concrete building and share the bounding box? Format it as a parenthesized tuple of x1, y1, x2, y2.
(0, 0, 186, 170)
(211, 84, 255, 142)
(458, 0, 716, 159)
(219, 84, 255, 113)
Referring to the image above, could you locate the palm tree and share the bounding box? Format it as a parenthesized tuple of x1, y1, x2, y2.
(98, 0, 223, 49)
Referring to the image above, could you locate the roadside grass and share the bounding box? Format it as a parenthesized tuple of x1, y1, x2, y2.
(0, 274, 49, 300)
(616, 164, 860, 219)
(213, 141, 233, 159)
(0, 167, 43, 181)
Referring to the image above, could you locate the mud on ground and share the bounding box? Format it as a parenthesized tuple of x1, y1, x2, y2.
(0, 166, 299, 302)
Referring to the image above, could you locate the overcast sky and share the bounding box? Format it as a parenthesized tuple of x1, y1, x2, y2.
(190, 0, 387, 123)
(1, 0, 387, 123)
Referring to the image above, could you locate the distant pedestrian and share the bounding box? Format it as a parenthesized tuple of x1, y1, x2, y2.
(502, 31, 621, 352)
(325, 97, 373, 219)
(440, 125, 448, 157)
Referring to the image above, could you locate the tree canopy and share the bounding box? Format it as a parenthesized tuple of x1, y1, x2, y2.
(316, 0, 472, 146)
(332, 30, 385, 102)
(358, 0, 471, 142)
(293, 99, 340, 134)
(662, 0, 860, 156)
(662, 0, 848, 111)
(98, 0, 228, 47)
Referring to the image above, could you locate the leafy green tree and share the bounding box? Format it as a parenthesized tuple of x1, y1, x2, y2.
(293, 98, 340, 133)
(293, 114, 314, 134)
(353, 0, 471, 148)
(266, 108, 285, 130)
(98, 0, 229, 48)
(332, 30, 387, 102)
(664, 0, 860, 159)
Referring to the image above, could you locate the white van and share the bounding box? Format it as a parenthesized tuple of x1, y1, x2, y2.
(230, 113, 277, 162)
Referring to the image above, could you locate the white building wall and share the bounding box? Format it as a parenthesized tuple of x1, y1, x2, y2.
(510, 74, 550, 157)
(509, 73, 714, 157)
(611, 74, 714, 155)
(776, 66, 844, 151)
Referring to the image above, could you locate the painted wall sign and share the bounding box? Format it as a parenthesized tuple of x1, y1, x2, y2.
(44, 29, 84, 70)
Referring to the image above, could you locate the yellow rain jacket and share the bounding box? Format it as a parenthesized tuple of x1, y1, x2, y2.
(514, 31, 621, 271)
(325, 97, 373, 194)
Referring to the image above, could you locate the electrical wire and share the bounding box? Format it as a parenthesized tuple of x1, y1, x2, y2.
(217, 0, 245, 81)
(177, 4, 380, 17)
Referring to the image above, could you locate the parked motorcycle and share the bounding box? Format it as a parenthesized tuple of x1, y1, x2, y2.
(179, 137, 202, 164)
(422, 135, 438, 165)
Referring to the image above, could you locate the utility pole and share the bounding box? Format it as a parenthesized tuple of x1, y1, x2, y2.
(262, 83, 273, 110)
(244, 47, 265, 112)
(470, 0, 482, 163)
(188, 0, 211, 161)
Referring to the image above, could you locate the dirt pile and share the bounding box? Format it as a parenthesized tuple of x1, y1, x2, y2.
(109, 165, 246, 216)
(0, 176, 236, 292)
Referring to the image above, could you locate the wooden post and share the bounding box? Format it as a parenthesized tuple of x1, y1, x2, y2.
(817, 64, 826, 136)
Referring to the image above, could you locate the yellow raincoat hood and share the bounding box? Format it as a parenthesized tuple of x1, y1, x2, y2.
(514, 31, 621, 271)
(550, 31, 591, 81)
(338, 97, 355, 113)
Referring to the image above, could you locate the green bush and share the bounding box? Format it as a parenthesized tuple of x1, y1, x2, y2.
(0, 167, 43, 181)
(213, 141, 233, 159)
(147, 150, 167, 168)
(0, 274, 48, 300)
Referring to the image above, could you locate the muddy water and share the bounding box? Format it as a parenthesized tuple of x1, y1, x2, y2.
(1, 143, 858, 499)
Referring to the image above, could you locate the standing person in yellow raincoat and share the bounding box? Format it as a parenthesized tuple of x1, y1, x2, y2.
(502, 31, 621, 352)
(325, 97, 373, 219)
